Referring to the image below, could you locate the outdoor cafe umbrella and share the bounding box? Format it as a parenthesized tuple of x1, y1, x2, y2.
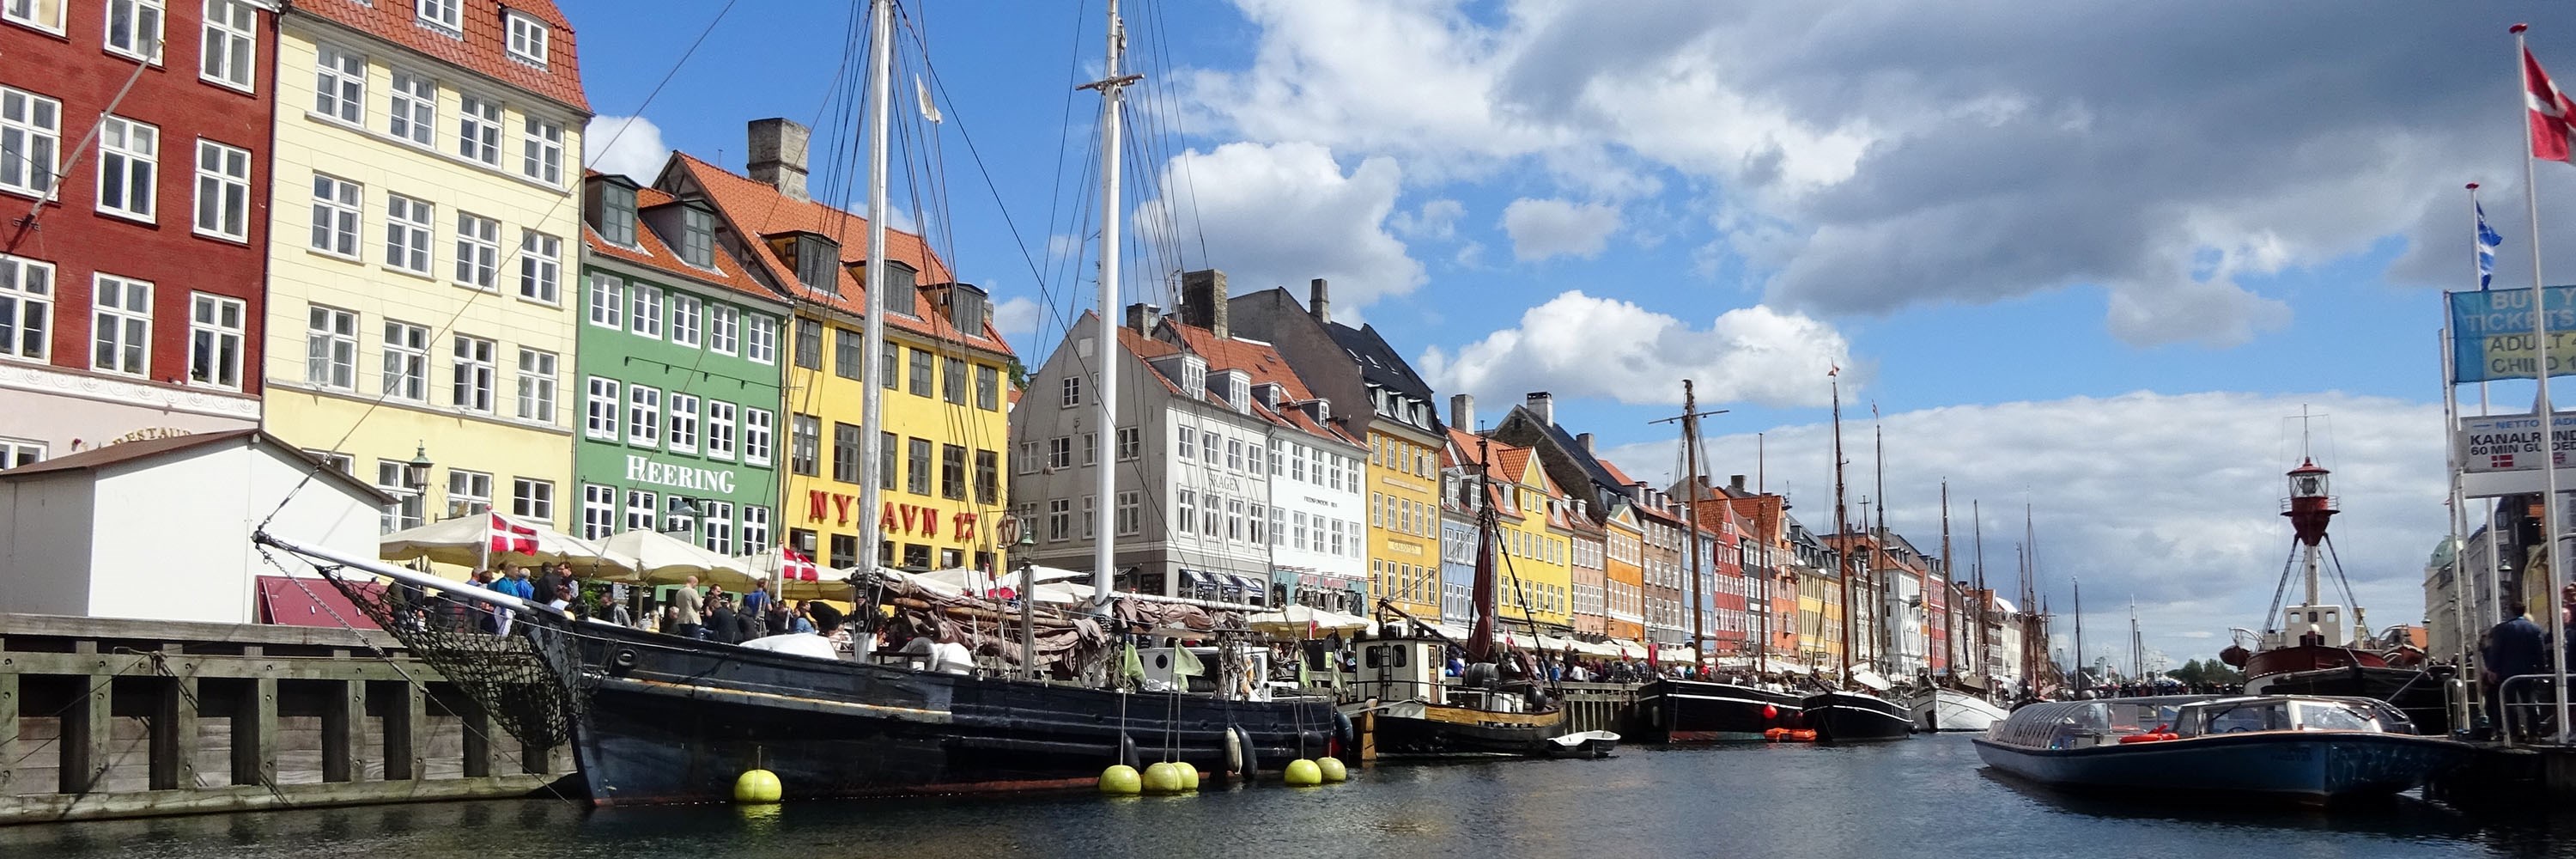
(1246, 605, 1370, 637)
(379, 512, 605, 570)
(597, 529, 756, 590)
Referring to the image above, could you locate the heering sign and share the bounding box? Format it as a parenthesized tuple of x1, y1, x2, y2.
(624, 454, 738, 494)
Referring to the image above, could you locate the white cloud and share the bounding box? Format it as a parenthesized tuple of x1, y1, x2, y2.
(1390, 198, 1465, 241)
(1593, 390, 2443, 664)
(1418, 291, 1850, 408)
(1132, 141, 1425, 312)
(584, 114, 670, 183)
(993, 296, 1044, 344)
(1501, 198, 1622, 262)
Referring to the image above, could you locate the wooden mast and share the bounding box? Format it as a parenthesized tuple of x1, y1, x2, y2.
(1832, 372, 1853, 687)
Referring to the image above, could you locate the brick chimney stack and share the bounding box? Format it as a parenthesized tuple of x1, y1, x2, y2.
(747, 119, 811, 203)
(1310, 277, 1331, 326)
(1180, 269, 1230, 340)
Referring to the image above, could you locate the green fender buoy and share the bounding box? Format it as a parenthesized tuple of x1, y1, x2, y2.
(1284, 758, 1323, 786)
(733, 769, 782, 804)
(1317, 757, 1348, 783)
(1142, 761, 1186, 795)
(1099, 765, 1142, 795)
(1175, 761, 1202, 790)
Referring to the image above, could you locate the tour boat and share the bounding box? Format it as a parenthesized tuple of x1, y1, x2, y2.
(1973, 694, 2471, 803)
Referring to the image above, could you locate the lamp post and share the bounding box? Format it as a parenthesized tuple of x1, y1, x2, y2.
(403, 442, 432, 527)
(663, 497, 702, 539)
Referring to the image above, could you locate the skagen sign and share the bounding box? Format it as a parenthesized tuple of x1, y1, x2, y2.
(624, 454, 738, 494)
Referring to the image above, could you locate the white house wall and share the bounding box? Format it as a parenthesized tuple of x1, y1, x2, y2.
(0, 473, 99, 616)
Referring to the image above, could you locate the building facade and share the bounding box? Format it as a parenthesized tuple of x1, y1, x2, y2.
(1638, 499, 1688, 647)
(1, 0, 277, 464)
(260, 0, 589, 537)
(1567, 512, 1607, 636)
(1603, 503, 1645, 641)
(571, 171, 787, 557)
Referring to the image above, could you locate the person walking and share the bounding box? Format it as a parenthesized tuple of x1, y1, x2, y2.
(672, 576, 706, 640)
(742, 583, 770, 636)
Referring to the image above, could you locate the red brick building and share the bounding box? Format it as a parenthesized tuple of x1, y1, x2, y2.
(0, 0, 276, 464)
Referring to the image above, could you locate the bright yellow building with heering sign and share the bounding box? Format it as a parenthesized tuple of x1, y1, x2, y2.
(260, 1, 589, 537)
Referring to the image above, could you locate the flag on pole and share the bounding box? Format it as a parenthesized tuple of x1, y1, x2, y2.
(2527, 46, 2576, 163)
(781, 546, 820, 582)
(488, 514, 538, 556)
(2477, 198, 2503, 289)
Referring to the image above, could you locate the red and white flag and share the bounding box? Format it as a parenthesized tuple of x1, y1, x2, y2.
(2528, 45, 2576, 163)
(488, 514, 538, 556)
(781, 546, 820, 582)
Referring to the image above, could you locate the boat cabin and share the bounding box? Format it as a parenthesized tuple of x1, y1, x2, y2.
(1355, 637, 1446, 706)
(1986, 695, 2415, 751)
(2263, 604, 2348, 649)
(1133, 644, 1277, 700)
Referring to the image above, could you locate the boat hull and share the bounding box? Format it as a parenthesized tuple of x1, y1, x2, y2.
(1909, 688, 2010, 733)
(2245, 665, 2449, 735)
(1971, 732, 2471, 803)
(1801, 691, 1915, 743)
(1364, 700, 1569, 758)
(569, 626, 1335, 805)
(1631, 679, 1805, 742)
(1543, 730, 1621, 758)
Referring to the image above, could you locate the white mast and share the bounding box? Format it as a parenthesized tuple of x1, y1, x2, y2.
(1082, 1, 1138, 612)
(855, 0, 893, 575)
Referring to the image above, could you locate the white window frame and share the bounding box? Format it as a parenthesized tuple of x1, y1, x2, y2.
(740, 506, 771, 554)
(94, 115, 157, 222)
(199, 0, 258, 92)
(104, 0, 165, 64)
(416, 0, 460, 32)
(388, 70, 435, 147)
(744, 314, 776, 364)
(512, 478, 552, 521)
(516, 347, 556, 423)
(313, 44, 365, 125)
(186, 292, 243, 389)
(309, 174, 361, 259)
(88, 274, 150, 376)
(629, 283, 663, 338)
(517, 229, 560, 303)
(3, 0, 65, 34)
(742, 407, 773, 466)
(0, 436, 45, 469)
(380, 319, 428, 402)
(706, 303, 738, 356)
(667, 393, 700, 454)
(191, 138, 249, 241)
(705, 399, 737, 461)
(519, 115, 562, 186)
(384, 193, 434, 275)
(457, 94, 501, 166)
(623, 488, 657, 533)
(586, 272, 623, 329)
(505, 12, 548, 66)
(580, 484, 617, 539)
(701, 500, 733, 555)
(450, 334, 495, 413)
(304, 304, 355, 390)
(0, 85, 61, 199)
(453, 211, 499, 290)
(627, 385, 661, 448)
(583, 376, 619, 441)
(668, 293, 702, 347)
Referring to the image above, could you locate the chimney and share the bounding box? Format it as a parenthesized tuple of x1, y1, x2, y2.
(1125, 302, 1159, 334)
(1526, 392, 1554, 426)
(1577, 432, 1595, 454)
(1310, 277, 1331, 326)
(1450, 393, 1476, 431)
(1730, 474, 1747, 492)
(1180, 269, 1230, 340)
(746, 119, 811, 203)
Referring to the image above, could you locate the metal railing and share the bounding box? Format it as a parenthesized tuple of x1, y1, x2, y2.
(2497, 673, 2562, 746)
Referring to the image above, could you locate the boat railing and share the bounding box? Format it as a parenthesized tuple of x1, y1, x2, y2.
(2495, 673, 2564, 747)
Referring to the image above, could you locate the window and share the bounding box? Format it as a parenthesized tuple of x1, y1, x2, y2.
(201, 0, 258, 91)
(1046, 436, 1072, 469)
(516, 348, 556, 423)
(580, 484, 616, 539)
(310, 174, 361, 257)
(416, 0, 459, 31)
(1116, 490, 1140, 536)
(827, 533, 856, 570)
(797, 415, 829, 478)
(705, 400, 736, 460)
(668, 294, 701, 346)
(629, 284, 663, 338)
(975, 363, 999, 411)
(1081, 432, 1097, 466)
(627, 386, 661, 447)
(598, 181, 635, 246)
(376, 461, 423, 532)
(1248, 442, 1267, 474)
(1177, 428, 1196, 460)
(583, 377, 618, 440)
(513, 229, 561, 302)
(940, 443, 966, 500)
(908, 348, 933, 397)
(0, 86, 60, 198)
(974, 448, 998, 503)
(187, 293, 243, 388)
(497, 9, 551, 63)
(387, 71, 435, 145)
(457, 94, 501, 166)
(700, 501, 733, 555)
(943, 356, 966, 405)
(741, 506, 771, 554)
(743, 408, 774, 466)
(519, 116, 562, 185)
(1227, 440, 1244, 472)
(1017, 441, 1036, 474)
(1117, 428, 1139, 460)
(793, 319, 821, 369)
(678, 207, 714, 268)
(313, 45, 364, 124)
(447, 469, 491, 516)
(450, 336, 495, 412)
(453, 211, 500, 289)
(191, 139, 250, 241)
(95, 116, 157, 222)
(1083, 496, 1097, 539)
(666, 393, 698, 454)
(380, 320, 428, 401)
(833, 328, 863, 380)
(304, 305, 355, 389)
(707, 304, 738, 355)
(1047, 499, 1072, 541)
(879, 432, 897, 490)
(1177, 490, 1196, 535)
(623, 489, 656, 533)
(88, 275, 149, 375)
(1249, 503, 1267, 544)
(745, 314, 776, 364)
(512, 478, 552, 521)
(586, 273, 623, 329)
(906, 437, 932, 495)
(385, 194, 434, 274)
(1060, 375, 1081, 408)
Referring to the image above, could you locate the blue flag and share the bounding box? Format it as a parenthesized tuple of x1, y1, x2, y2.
(2478, 201, 2503, 290)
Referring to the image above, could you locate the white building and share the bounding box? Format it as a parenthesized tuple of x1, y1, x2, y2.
(0, 429, 388, 624)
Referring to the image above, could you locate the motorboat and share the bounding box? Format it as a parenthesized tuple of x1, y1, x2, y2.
(1972, 694, 2471, 803)
(1908, 685, 2010, 733)
(1543, 730, 1621, 758)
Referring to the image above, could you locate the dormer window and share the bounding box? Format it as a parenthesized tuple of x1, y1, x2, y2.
(1310, 399, 1330, 423)
(946, 283, 987, 332)
(594, 180, 637, 247)
(417, 0, 461, 34)
(1217, 369, 1250, 413)
(506, 13, 549, 67)
(878, 260, 917, 317)
(678, 205, 715, 269)
(766, 231, 841, 291)
(1180, 355, 1206, 396)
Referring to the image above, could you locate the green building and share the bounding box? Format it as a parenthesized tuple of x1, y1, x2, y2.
(573, 172, 789, 556)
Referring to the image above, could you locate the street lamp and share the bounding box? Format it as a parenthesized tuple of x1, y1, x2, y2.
(404, 442, 433, 491)
(662, 497, 702, 534)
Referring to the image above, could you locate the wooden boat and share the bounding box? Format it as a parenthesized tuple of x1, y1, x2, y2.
(1631, 678, 1804, 742)
(1364, 691, 1571, 758)
(1972, 694, 2470, 803)
(1907, 686, 2009, 733)
(1543, 730, 1621, 758)
(1802, 688, 1916, 743)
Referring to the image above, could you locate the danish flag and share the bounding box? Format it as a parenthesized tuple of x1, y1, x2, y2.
(2527, 43, 2576, 163)
(781, 546, 820, 582)
(488, 514, 538, 556)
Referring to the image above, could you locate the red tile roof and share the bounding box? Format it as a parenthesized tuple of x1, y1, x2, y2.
(298, 0, 587, 112)
(1130, 320, 1355, 447)
(669, 153, 1013, 357)
(582, 182, 775, 304)
(1596, 457, 1638, 490)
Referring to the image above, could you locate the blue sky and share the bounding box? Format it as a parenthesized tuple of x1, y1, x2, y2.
(563, 0, 2576, 670)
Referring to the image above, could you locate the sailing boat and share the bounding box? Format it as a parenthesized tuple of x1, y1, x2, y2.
(1906, 484, 2008, 732)
(258, 0, 1341, 804)
(1799, 372, 1915, 742)
(1633, 381, 1804, 742)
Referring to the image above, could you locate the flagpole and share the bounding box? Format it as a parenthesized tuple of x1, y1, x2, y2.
(2513, 21, 2571, 744)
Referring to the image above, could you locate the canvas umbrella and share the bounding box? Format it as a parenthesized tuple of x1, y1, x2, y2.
(380, 512, 606, 569)
(1247, 605, 1370, 637)
(598, 529, 756, 590)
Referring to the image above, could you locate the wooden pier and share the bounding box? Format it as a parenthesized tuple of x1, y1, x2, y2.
(0, 613, 568, 825)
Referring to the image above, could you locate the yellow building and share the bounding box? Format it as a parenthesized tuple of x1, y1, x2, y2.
(261, 1, 589, 536)
(658, 129, 1013, 573)
(1604, 504, 1646, 641)
(1368, 429, 1443, 620)
(1489, 440, 1572, 633)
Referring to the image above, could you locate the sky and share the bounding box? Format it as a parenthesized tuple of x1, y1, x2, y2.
(561, 0, 2576, 673)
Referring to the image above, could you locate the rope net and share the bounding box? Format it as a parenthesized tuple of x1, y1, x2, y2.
(316, 571, 592, 753)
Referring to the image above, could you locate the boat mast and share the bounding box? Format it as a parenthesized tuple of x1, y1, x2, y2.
(854, 0, 893, 578)
(1832, 373, 1854, 687)
(1683, 381, 1708, 674)
(1971, 500, 1984, 684)
(2072, 577, 2085, 688)
(1872, 405, 1888, 676)
(1467, 437, 1498, 664)
(1940, 481, 1953, 685)
(1079, 0, 1138, 612)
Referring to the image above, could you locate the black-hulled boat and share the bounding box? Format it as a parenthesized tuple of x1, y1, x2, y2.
(1802, 688, 1917, 743)
(1631, 679, 1803, 742)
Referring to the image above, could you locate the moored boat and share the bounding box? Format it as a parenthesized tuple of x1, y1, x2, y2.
(1973, 694, 2469, 803)
(1907, 686, 2009, 733)
(1544, 730, 1622, 758)
(1802, 688, 1916, 743)
(1631, 678, 1804, 742)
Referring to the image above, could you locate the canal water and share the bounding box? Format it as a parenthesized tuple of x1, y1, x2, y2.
(7, 735, 2569, 858)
